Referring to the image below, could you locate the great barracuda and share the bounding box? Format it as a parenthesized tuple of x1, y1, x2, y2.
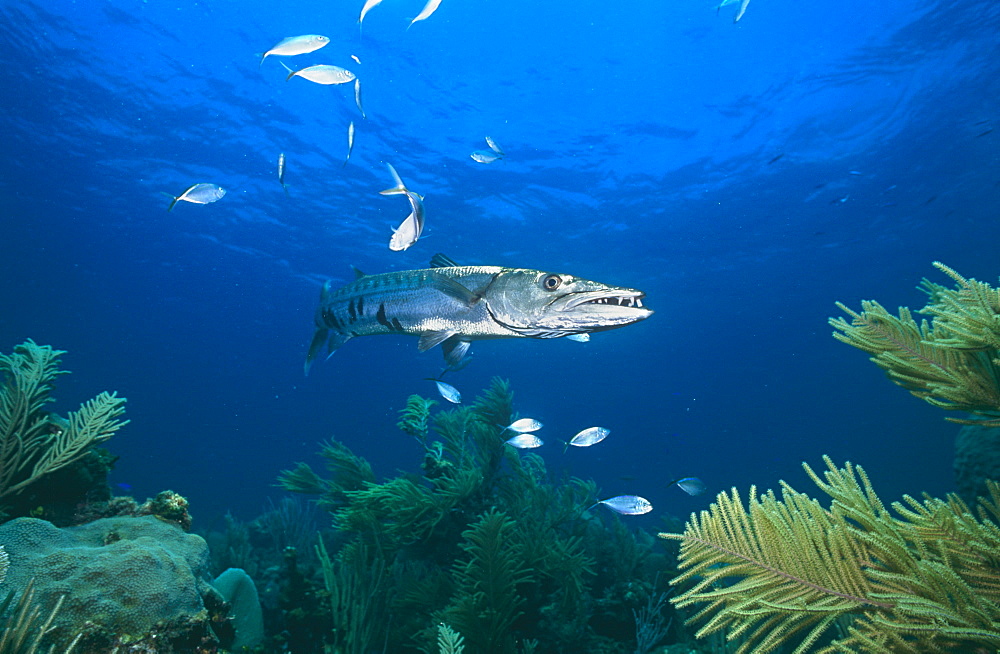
(305, 253, 652, 373)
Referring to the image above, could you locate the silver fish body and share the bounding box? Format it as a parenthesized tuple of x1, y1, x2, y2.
(286, 65, 356, 85)
(354, 79, 366, 118)
(168, 183, 226, 211)
(595, 495, 653, 515)
(260, 35, 329, 67)
(278, 152, 289, 195)
(471, 150, 501, 164)
(432, 380, 461, 404)
(344, 122, 355, 166)
(568, 426, 610, 447)
(305, 255, 652, 372)
(505, 433, 543, 449)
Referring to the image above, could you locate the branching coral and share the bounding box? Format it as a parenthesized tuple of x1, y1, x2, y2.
(278, 378, 666, 653)
(831, 262, 1000, 424)
(661, 456, 1000, 653)
(437, 509, 533, 654)
(276, 438, 375, 511)
(0, 340, 128, 503)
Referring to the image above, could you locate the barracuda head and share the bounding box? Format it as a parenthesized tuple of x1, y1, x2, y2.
(483, 268, 652, 338)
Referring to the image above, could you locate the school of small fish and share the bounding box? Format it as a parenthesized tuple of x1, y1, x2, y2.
(471, 136, 505, 164)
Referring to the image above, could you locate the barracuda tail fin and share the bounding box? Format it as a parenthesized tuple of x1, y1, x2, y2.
(304, 328, 352, 374)
(304, 328, 329, 375)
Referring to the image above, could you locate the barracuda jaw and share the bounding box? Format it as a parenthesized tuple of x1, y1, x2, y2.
(556, 290, 646, 311)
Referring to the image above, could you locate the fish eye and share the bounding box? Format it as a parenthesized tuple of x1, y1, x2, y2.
(541, 274, 562, 291)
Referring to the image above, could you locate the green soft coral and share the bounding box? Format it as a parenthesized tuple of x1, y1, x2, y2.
(0, 340, 128, 503)
(831, 262, 1000, 424)
(661, 456, 1000, 653)
(437, 509, 533, 654)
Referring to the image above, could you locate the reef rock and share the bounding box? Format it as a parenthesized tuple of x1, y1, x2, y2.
(0, 515, 227, 652)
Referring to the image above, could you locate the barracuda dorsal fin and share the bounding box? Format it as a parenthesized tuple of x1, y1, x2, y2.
(418, 329, 457, 352)
(351, 266, 366, 280)
(430, 253, 460, 268)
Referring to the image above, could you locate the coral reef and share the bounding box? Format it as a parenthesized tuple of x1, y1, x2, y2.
(0, 515, 230, 652)
(831, 262, 1000, 425)
(0, 341, 127, 515)
(661, 456, 1000, 653)
(277, 378, 675, 653)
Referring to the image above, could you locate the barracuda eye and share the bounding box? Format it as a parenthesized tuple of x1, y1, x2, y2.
(541, 274, 562, 291)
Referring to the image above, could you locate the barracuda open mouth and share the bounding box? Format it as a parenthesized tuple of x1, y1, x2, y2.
(582, 295, 645, 308)
(562, 291, 646, 310)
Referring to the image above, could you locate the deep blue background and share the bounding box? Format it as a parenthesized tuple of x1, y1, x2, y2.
(1, 0, 997, 525)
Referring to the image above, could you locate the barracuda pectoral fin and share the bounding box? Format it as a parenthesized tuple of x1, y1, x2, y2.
(418, 329, 457, 352)
(426, 272, 480, 306)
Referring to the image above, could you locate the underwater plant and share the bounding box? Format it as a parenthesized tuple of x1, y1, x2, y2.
(0, 578, 80, 654)
(277, 378, 672, 653)
(661, 455, 1000, 653)
(0, 340, 128, 505)
(831, 262, 1000, 425)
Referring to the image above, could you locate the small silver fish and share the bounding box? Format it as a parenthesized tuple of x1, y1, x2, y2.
(358, 0, 384, 29)
(351, 55, 362, 65)
(668, 477, 707, 496)
(344, 122, 355, 167)
(485, 136, 504, 157)
(505, 433, 543, 449)
(167, 183, 226, 211)
(380, 163, 425, 251)
(260, 35, 329, 67)
(471, 150, 501, 164)
(566, 427, 610, 448)
(502, 418, 543, 433)
(277, 152, 289, 195)
(354, 78, 366, 119)
(566, 333, 590, 343)
(409, 0, 444, 28)
(591, 495, 653, 515)
(427, 379, 461, 404)
(733, 0, 750, 21)
(286, 64, 356, 85)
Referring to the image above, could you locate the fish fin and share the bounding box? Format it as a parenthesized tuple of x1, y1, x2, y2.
(304, 328, 330, 375)
(418, 329, 457, 352)
(442, 338, 470, 365)
(259, 52, 267, 68)
(167, 196, 180, 212)
(318, 280, 332, 303)
(429, 253, 460, 268)
(352, 266, 366, 280)
(565, 333, 590, 343)
(562, 440, 570, 454)
(426, 272, 480, 306)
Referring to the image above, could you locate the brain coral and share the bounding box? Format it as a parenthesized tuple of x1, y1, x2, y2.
(0, 515, 223, 649)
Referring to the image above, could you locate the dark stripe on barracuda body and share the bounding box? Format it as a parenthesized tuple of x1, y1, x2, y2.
(304, 253, 652, 374)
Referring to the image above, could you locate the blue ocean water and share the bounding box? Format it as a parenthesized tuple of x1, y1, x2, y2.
(0, 0, 997, 528)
